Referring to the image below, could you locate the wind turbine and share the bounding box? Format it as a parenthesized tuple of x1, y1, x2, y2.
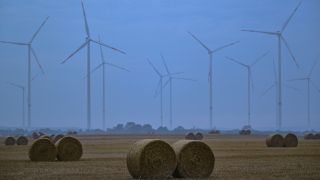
(61, 1, 126, 130)
(225, 51, 269, 127)
(288, 57, 320, 129)
(188, 31, 239, 129)
(161, 54, 196, 129)
(262, 58, 300, 129)
(0, 17, 49, 128)
(147, 59, 167, 127)
(89, 37, 129, 131)
(242, 1, 302, 130)
(7, 82, 25, 128)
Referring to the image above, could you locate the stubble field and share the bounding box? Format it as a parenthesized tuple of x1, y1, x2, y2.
(0, 134, 320, 180)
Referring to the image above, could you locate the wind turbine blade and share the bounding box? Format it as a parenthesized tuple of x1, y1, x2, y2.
(281, 1, 302, 33)
(32, 74, 39, 81)
(7, 82, 24, 89)
(287, 77, 307, 81)
(105, 62, 130, 72)
(154, 79, 161, 98)
(147, 59, 161, 76)
(0, 40, 26, 46)
(91, 39, 126, 55)
(251, 51, 270, 67)
(161, 54, 170, 74)
(81, 0, 90, 37)
(241, 29, 277, 35)
(284, 84, 300, 92)
(61, 41, 88, 64)
(272, 58, 278, 82)
(163, 72, 184, 77)
(261, 83, 276, 97)
(308, 56, 319, 77)
(310, 80, 320, 92)
(225, 56, 247, 68)
(172, 77, 197, 82)
(91, 63, 104, 74)
(30, 47, 45, 75)
(82, 63, 104, 79)
(98, 37, 105, 63)
(212, 41, 240, 53)
(163, 79, 170, 89)
(281, 36, 299, 68)
(250, 73, 254, 91)
(29, 16, 49, 43)
(187, 31, 211, 52)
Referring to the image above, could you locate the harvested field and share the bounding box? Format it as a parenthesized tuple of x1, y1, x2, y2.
(0, 134, 320, 179)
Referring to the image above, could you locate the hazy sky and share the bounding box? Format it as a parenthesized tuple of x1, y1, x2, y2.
(0, 0, 319, 131)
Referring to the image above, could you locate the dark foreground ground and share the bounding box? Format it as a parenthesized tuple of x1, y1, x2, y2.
(0, 134, 320, 180)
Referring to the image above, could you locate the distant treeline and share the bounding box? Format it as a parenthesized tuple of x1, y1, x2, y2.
(106, 122, 193, 134)
(0, 122, 312, 136)
(0, 122, 201, 135)
(0, 128, 74, 136)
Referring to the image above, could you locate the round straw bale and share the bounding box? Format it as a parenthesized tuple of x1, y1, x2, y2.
(195, 132, 204, 140)
(55, 136, 83, 161)
(126, 139, 177, 179)
(16, 136, 28, 145)
(32, 132, 39, 139)
(172, 140, 215, 178)
(185, 132, 195, 140)
(4, 136, 16, 145)
(29, 138, 57, 161)
(304, 133, 314, 140)
(266, 134, 284, 147)
(52, 134, 64, 144)
(284, 133, 298, 147)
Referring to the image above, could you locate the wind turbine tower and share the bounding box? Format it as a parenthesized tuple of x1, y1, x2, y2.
(188, 31, 239, 129)
(225, 51, 269, 127)
(61, 0, 126, 130)
(161, 54, 196, 129)
(242, 1, 302, 130)
(261, 58, 280, 128)
(147, 59, 166, 127)
(288, 57, 320, 129)
(0, 17, 48, 128)
(262, 58, 300, 129)
(89, 37, 129, 130)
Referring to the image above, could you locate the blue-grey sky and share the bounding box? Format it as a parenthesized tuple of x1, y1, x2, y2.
(0, 0, 319, 130)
